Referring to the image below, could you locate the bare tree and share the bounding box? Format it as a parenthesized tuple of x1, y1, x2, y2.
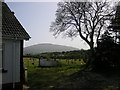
(50, 1, 115, 69)
(50, 1, 115, 50)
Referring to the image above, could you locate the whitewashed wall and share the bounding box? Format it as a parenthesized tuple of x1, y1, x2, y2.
(2, 39, 20, 84)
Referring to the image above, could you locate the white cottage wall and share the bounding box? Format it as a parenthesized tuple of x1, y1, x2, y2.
(13, 40, 20, 83)
(2, 39, 20, 84)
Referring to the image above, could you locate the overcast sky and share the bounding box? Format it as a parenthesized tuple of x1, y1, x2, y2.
(5, 2, 89, 49)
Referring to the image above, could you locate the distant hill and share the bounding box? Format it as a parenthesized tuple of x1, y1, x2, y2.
(24, 43, 79, 55)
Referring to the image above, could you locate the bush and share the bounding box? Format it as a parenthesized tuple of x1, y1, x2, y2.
(92, 33, 120, 71)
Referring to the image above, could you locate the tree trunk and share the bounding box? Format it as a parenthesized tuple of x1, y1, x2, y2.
(84, 42, 95, 71)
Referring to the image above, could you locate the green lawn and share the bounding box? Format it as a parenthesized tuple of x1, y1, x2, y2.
(23, 58, 120, 90)
(23, 58, 84, 90)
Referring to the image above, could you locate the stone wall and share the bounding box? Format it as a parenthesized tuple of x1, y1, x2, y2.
(40, 59, 58, 67)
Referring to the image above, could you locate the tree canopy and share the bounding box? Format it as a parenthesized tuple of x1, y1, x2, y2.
(50, 1, 115, 49)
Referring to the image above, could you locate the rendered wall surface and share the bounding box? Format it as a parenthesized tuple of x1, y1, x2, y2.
(2, 39, 20, 84)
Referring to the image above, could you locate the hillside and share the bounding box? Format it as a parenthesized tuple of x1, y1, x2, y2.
(24, 43, 79, 55)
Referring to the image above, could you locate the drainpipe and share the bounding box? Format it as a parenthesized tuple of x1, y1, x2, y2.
(13, 40, 16, 89)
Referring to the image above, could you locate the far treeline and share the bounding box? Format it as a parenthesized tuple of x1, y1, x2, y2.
(24, 49, 89, 62)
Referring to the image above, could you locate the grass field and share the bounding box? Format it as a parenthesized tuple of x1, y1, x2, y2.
(23, 58, 85, 90)
(24, 58, 120, 90)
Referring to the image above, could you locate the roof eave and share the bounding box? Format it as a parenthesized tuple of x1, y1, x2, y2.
(2, 36, 31, 40)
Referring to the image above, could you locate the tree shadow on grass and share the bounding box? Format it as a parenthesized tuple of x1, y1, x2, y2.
(52, 69, 120, 90)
